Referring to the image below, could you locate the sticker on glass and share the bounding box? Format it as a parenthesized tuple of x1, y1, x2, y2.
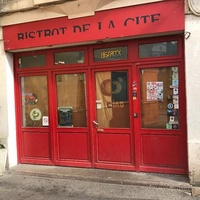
(167, 109, 173, 116)
(172, 67, 178, 72)
(170, 116, 175, 122)
(173, 95, 179, 104)
(166, 123, 172, 129)
(174, 103, 179, 109)
(173, 88, 179, 95)
(172, 80, 178, 86)
(172, 124, 179, 129)
(172, 73, 178, 80)
(172, 109, 178, 116)
(167, 103, 173, 109)
(147, 82, 163, 101)
(23, 92, 38, 105)
(42, 116, 49, 126)
(30, 108, 42, 121)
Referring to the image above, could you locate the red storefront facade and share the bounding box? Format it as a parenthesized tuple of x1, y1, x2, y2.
(3, 0, 188, 174)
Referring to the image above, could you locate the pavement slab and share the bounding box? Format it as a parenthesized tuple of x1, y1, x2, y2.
(7, 164, 192, 192)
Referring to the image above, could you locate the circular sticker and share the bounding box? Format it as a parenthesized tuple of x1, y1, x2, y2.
(167, 103, 174, 110)
(30, 108, 42, 121)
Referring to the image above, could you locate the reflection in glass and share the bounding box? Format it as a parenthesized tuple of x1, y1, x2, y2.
(139, 41, 178, 58)
(95, 71, 130, 128)
(19, 55, 46, 68)
(56, 73, 87, 127)
(54, 51, 84, 65)
(140, 67, 180, 129)
(21, 76, 48, 127)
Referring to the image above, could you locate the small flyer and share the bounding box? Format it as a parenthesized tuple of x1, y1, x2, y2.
(172, 109, 178, 116)
(170, 116, 175, 122)
(166, 123, 172, 129)
(173, 88, 179, 95)
(42, 116, 49, 126)
(172, 73, 178, 80)
(174, 103, 179, 109)
(172, 80, 178, 86)
(173, 95, 179, 104)
(172, 124, 179, 129)
(172, 67, 178, 72)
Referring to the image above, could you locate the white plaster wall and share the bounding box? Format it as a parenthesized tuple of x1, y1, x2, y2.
(0, 27, 17, 168)
(185, 14, 200, 185)
(0, 0, 163, 26)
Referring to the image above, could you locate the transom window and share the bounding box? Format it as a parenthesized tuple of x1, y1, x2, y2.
(139, 41, 178, 58)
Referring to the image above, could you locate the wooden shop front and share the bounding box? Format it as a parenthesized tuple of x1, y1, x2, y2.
(3, 0, 188, 174)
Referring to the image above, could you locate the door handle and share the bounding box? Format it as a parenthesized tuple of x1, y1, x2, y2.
(92, 120, 98, 126)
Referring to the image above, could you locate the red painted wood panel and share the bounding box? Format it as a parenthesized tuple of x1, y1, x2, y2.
(58, 133, 89, 161)
(23, 132, 50, 158)
(97, 133, 132, 163)
(142, 134, 184, 168)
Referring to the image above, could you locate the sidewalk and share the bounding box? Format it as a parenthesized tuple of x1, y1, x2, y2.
(7, 164, 192, 193)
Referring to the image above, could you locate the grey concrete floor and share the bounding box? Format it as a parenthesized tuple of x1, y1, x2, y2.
(9, 164, 191, 190)
(0, 164, 199, 200)
(0, 173, 199, 200)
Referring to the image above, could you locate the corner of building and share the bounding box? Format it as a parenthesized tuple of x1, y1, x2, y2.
(185, 4, 200, 186)
(0, 27, 17, 169)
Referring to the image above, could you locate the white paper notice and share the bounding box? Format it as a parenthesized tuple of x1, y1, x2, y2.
(42, 116, 49, 126)
(147, 82, 163, 101)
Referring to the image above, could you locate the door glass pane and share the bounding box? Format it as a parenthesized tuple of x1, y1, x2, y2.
(95, 71, 130, 128)
(140, 67, 180, 129)
(21, 76, 48, 127)
(56, 73, 87, 127)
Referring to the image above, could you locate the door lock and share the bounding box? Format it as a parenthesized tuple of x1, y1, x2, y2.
(133, 113, 138, 118)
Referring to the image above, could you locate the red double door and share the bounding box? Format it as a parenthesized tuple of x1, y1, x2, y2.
(53, 66, 134, 170)
(18, 61, 187, 174)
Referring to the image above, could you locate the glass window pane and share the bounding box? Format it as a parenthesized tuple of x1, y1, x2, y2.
(19, 55, 46, 68)
(95, 71, 130, 128)
(21, 76, 48, 127)
(140, 67, 180, 129)
(56, 73, 87, 127)
(139, 41, 178, 58)
(54, 51, 84, 65)
(94, 47, 128, 62)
